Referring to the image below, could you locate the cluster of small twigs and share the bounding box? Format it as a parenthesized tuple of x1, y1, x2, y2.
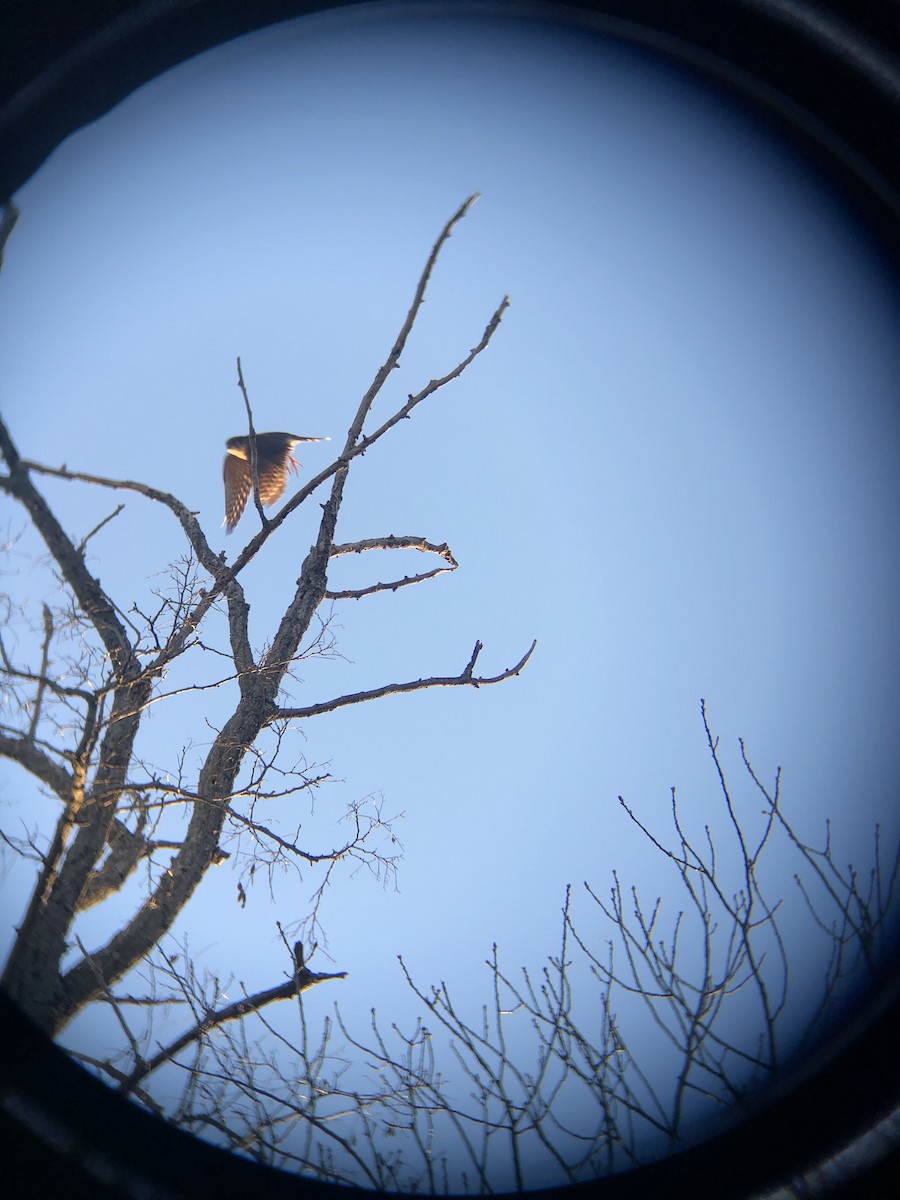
(177, 704, 897, 1192)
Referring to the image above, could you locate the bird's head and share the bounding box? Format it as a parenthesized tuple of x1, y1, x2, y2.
(225, 436, 250, 461)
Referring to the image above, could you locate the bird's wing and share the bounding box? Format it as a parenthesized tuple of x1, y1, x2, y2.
(223, 453, 252, 533)
(257, 447, 292, 506)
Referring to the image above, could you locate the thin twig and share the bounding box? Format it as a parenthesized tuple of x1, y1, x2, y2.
(27, 604, 53, 740)
(235, 357, 267, 529)
(77, 503, 126, 553)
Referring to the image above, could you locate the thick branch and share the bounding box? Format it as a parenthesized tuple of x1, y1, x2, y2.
(2, 672, 155, 1026)
(269, 639, 537, 722)
(49, 697, 254, 1029)
(0, 730, 74, 799)
(0, 420, 134, 673)
(77, 815, 150, 910)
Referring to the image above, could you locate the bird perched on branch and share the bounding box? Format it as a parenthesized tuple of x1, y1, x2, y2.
(223, 431, 329, 533)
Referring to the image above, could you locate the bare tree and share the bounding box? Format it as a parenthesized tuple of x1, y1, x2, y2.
(0, 196, 533, 1089)
(4, 193, 893, 1193)
(167, 704, 896, 1192)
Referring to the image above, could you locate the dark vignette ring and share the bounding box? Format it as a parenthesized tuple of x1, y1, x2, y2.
(1, 2, 899, 1197)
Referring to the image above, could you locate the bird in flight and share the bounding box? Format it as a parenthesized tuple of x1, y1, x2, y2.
(223, 431, 329, 533)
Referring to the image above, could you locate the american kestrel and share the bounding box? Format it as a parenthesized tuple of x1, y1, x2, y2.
(223, 431, 329, 533)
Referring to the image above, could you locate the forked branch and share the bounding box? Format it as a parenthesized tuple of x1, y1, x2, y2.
(270, 639, 537, 722)
(326, 535, 459, 600)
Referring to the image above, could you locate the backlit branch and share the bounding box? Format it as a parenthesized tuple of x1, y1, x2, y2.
(326, 536, 459, 600)
(16, 457, 223, 581)
(330, 536, 458, 565)
(270, 639, 537, 722)
(353, 294, 509, 459)
(120, 954, 348, 1095)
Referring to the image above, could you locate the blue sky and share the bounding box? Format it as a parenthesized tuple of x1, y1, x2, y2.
(2, 4, 900, 1188)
